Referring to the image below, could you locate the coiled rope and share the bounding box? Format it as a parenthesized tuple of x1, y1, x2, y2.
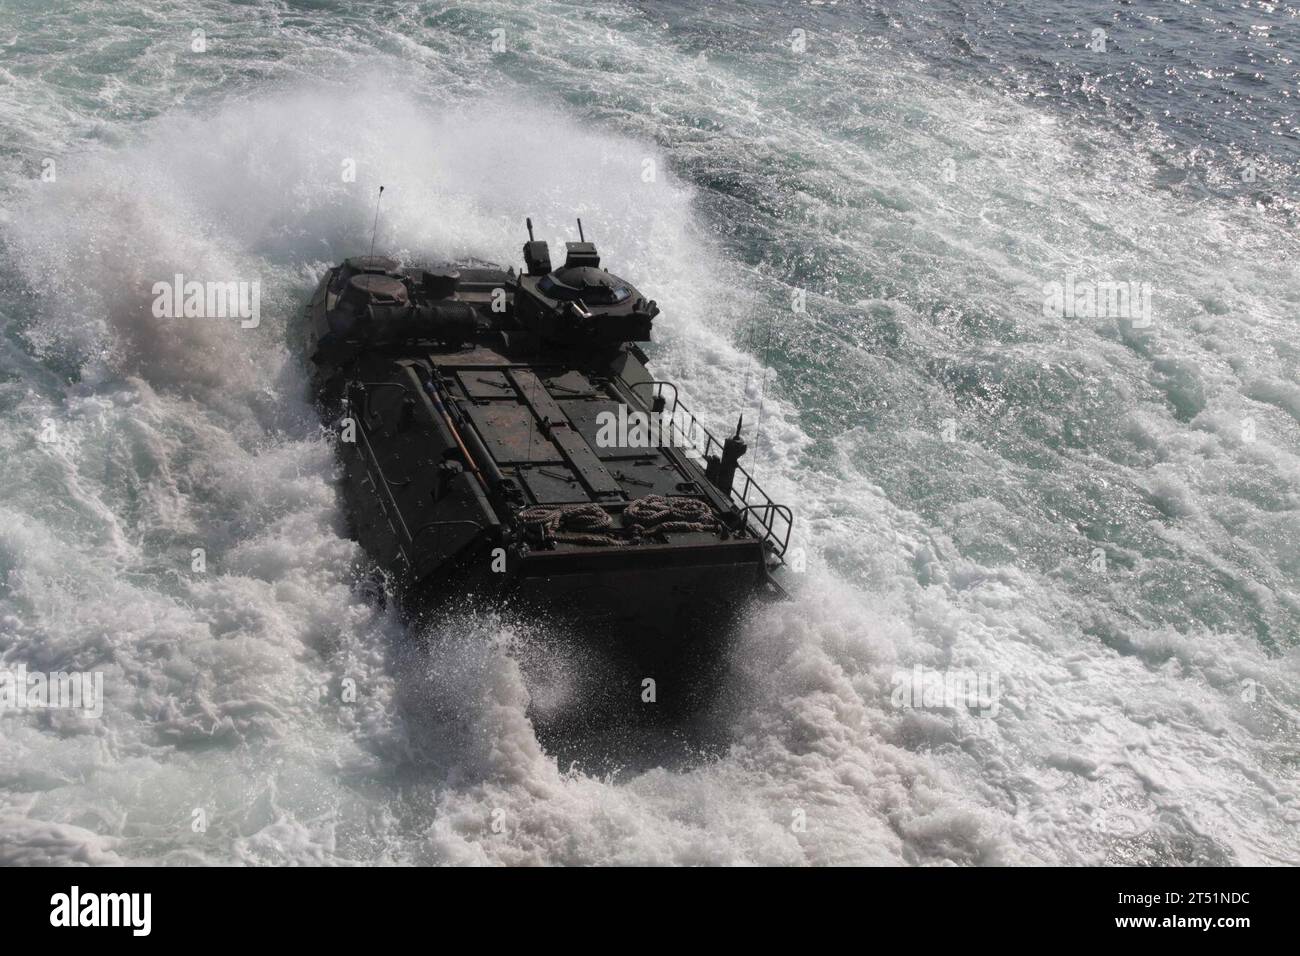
(623, 495, 721, 536)
(518, 495, 721, 547)
(518, 503, 625, 547)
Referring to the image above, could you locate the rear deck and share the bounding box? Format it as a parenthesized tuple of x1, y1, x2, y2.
(431, 348, 789, 563)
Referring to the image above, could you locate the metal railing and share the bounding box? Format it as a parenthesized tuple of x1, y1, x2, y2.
(630, 381, 792, 561)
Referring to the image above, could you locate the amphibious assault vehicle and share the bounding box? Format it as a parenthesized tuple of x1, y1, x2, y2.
(306, 220, 791, 706)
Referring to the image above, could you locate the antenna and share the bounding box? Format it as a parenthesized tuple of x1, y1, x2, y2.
(526, 217, 535, 242)
(368, 185, 385, 260)
(734, 415, 744, 439)
(576, 218, 585, 242)
(752, 319, 776, 482)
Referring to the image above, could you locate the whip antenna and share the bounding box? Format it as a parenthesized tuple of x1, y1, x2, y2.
(368, 185, 385, 260)
(752, 314, 777, 482)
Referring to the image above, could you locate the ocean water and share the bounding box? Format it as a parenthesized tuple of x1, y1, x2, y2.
(0, 0, 1296, 865)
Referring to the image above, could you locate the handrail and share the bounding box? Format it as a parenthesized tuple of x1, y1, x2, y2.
(737, 504, 793, 558)
(630, 380, 792, 561)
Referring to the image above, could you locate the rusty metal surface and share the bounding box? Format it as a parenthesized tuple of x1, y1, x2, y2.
(462, 402, 562, 464)
(440, 355, 725, 512)
(457, 370, 515, 400)
(517, 464, 588, 504)
(549, 427, 624, 497)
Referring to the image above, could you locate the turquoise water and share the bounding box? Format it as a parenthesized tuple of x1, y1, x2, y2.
(0, 0, 1296, 864)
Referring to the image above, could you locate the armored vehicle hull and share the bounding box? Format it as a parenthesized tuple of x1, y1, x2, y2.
(307, 226, 790, 711)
